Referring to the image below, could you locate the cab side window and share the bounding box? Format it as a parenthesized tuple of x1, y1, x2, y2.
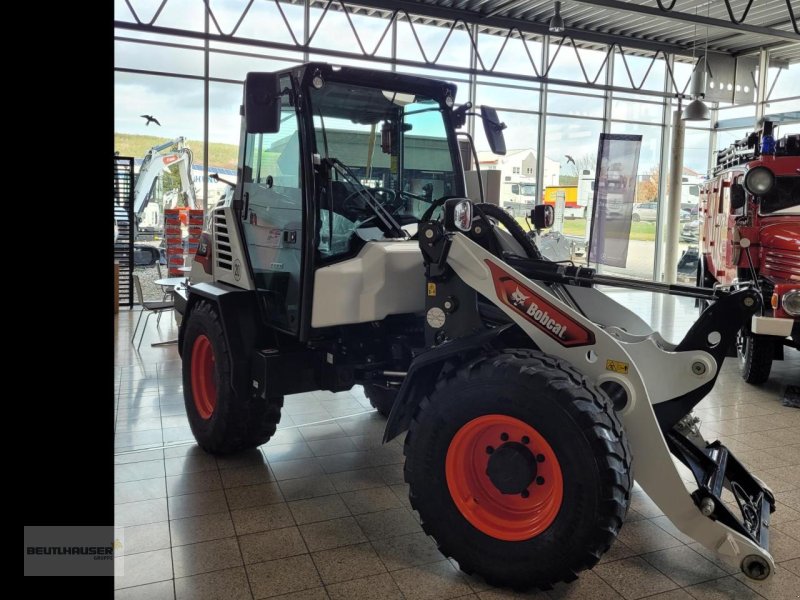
(240, 78, 304, 333)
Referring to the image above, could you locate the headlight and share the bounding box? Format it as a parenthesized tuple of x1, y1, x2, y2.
(783, 290, 800, 316)
(744, 166, 775, 195)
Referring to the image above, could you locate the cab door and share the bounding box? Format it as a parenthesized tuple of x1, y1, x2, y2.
(238, 76, 305, 334)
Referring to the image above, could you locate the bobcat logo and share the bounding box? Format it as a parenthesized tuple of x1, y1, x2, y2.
(510, 287, 529, 307)
(485, 260, 596, 348)
(233, 258, 242, 281)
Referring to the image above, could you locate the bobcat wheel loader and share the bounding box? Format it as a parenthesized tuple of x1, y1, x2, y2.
(174, 62, 777, 589)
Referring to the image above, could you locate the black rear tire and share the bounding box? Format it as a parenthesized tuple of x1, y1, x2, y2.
(403, 349, 631, 590)
(364, 384, 397, 418)
(737, 328, 773, 384)
(182, 300, 282, 454)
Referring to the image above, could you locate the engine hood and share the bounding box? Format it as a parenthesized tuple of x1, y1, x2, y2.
(760, 221, 800, 252)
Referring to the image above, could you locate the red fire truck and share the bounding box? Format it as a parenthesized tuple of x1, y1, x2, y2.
(698, 121, 799, 383)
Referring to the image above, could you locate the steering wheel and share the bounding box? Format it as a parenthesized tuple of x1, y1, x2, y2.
(342, 187, 397, 216)
(419, 195, 452, 223)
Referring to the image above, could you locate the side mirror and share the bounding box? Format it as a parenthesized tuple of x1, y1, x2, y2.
(381, 121, 393, 154)
(244, 72, 281, 134)
(480, 106, 507, 156)
(444, 198, 473, 232)
(531, 204, 554, 230)
(730, 182, 746, 210)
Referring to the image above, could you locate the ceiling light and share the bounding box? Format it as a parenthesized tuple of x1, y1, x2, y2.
(549, 1, 565, 34)
(683, 98, 710, 121)
(683, 57, 709, 121)
(683, 3, 711, 122)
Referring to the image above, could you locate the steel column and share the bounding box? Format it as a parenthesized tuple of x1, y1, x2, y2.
(664, 109, 685, 285)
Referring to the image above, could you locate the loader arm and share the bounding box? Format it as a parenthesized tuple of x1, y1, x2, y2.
(389, 219, 775, 580)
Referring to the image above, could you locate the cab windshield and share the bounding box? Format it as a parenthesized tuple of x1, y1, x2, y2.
(309, 80, 458, 256)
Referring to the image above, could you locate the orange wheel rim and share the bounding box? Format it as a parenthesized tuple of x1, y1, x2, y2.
(190, 334, 217, 420)
(445, 414, 563, 541)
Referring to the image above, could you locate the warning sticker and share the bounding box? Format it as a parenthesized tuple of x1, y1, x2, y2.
(427, 282, 437, 297)
(605, 359, 629, 374)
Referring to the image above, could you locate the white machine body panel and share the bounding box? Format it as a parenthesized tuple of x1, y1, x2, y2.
(312, 241, 425, 327)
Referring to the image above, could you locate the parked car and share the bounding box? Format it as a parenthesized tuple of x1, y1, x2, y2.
(677, 246, 699, 282)
(680, 219, 699, 242)
(632, 202, 691, 223)
(632, 201, 657, 222)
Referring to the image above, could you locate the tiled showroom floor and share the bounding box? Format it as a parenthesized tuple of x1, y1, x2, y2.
(115, 289, 800, 600)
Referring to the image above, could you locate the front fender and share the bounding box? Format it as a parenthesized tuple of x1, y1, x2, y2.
(382, 323, 513, 442)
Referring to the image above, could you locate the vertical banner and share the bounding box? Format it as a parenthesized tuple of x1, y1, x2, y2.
(588, 134, 642, 268)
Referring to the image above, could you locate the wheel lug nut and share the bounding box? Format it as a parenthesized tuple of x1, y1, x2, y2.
(521, 489, 530, 498)
(536, 476, 545, 485)
(521, 436, 530, 444)
(486, 446, 494, 454)
(500, 432, 509, 441)
(536, 454, 545, 462)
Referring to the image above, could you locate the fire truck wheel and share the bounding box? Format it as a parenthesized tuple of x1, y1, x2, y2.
(737, 328, 773, 385)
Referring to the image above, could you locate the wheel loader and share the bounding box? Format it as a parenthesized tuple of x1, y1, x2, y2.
(174, 62, 777, 589)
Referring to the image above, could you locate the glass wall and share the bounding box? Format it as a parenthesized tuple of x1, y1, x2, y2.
(115, 0, 800, 286)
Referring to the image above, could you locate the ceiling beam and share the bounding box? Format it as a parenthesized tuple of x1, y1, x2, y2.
(483, 0, 534, 19)
(566, 0, 798, 41)
(113, 19, 686, 98)
(347, 0, 697, 56)
(733, 42, 795, 66)
(703, 19, 794, 47)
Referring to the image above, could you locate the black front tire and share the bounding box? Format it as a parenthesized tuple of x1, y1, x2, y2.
(737, 328, 773, 384)
(403, 349, 632, 590)
(182, 300, 282, 454)
(364, 384, 397, 418)
(476, 203, 542, 260)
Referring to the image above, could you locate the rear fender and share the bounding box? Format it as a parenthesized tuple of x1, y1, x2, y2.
(179, 282, 260, 400)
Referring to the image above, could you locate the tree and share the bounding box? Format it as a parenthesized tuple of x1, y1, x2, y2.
(577, 153, 597, 173)
(636, 167, 660, 203)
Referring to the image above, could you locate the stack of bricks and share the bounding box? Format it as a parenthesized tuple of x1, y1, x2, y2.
(164, 208, 204, 276)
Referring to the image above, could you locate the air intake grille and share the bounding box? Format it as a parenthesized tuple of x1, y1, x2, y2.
(763, 248, 800, 280)
(214, 210, 233, 271)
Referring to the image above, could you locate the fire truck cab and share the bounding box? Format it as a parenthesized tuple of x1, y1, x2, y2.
(698, 121, 799, 383)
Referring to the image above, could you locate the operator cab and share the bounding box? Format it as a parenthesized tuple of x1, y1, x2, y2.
(213, 62, 504, 339)
(309, 76, 460, 249)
